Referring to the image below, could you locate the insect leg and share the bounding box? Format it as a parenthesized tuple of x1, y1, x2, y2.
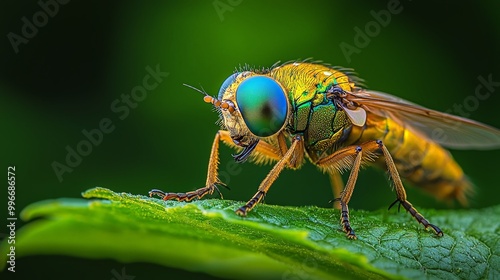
(339, 147, 363, 239)
(316, 141, 380, 239)
(377, 140, 444, 237)
(328, 171, 344, 209)
(235, 135, 304, 216)
(149, 130, 227, 201)
(149, 130, 284, 202)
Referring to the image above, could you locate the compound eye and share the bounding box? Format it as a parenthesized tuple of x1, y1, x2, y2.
(218, 72, 240, 100)
(235, 76, 288, 137)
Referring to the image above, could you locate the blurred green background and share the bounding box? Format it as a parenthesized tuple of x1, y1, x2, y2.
(1, 0, 500, 279)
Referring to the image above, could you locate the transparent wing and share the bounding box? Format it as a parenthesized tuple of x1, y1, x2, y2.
(348, 89, 500, 150)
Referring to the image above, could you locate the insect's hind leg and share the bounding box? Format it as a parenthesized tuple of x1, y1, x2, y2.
(377, 140, 443, 236)
(317, 140, 443, 238)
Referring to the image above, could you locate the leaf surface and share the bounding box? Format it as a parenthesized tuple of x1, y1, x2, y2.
(1, 187, 498, 280)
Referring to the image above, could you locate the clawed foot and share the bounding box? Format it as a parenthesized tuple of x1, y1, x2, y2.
(389, 198, 444, 237)
(148, 184, 224, 202)
(235, 206, 249, 217)
(235, 190, 266, 217)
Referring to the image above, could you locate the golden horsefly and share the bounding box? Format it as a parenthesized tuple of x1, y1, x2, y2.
(149, 61, 500, 239)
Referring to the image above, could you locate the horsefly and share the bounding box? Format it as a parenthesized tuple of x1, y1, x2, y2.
(150, 61, 500, 239)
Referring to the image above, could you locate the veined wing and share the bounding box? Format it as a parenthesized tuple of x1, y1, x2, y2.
(348, 89, 500, 150)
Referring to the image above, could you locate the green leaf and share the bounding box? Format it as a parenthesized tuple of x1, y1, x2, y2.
(1, 187, 499, 279)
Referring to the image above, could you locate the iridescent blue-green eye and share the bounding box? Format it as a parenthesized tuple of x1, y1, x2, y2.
(236, 76, 288, 137)
(218, 72, 240, 100)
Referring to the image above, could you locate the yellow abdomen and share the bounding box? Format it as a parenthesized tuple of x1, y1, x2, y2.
(347, 112, 472, 205)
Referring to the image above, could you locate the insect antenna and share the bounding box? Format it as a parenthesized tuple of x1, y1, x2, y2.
(183, 83, 235, 113)
(183, 83, 210, 96)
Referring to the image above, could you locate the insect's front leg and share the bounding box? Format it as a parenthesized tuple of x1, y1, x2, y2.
(235, 135, 304, 216)
(149, 130, 229, 201)
(149, 130, 284, 202)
